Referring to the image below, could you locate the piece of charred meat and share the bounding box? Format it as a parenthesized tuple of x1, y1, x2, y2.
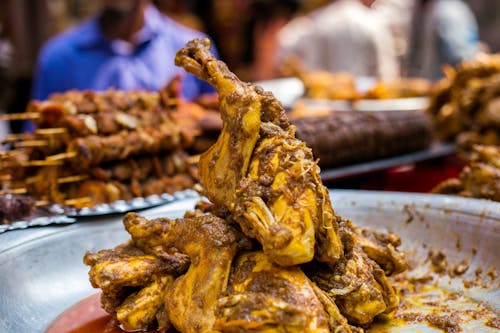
(0, 194, 36, 224)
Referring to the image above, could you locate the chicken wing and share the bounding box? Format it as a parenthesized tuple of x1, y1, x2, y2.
(175, 38, 343, 266)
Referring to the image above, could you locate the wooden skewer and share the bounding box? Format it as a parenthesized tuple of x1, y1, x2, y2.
(35, 128, 67, 135)
(14, 140, 49, 148)
(166, 98, 180, 106)
(64, 197, 92, 207)
(57, 174, 88, 184)
(2, 129, 66, 144)
(0, 188, 27, 195)
(0, 149, 27, 157)
(1, 133, 29, 143)
(187, 154, 200, 164)
(0, 112, 40, 121)
(46, 151, 77, 161)
(20, 159, 63, 167)
(24, 175, 43, 184)
(0, 174, 12, 181)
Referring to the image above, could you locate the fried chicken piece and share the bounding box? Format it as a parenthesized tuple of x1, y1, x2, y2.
(342, 219, 407, 275)
(87, 255, 168, 293)
(84, 238, 189, 330)
(215, 251, 352, 333)
(305, 219, 401, 326)
(175, 38, 343, 266)
(432, 145, 500, 201)
(116, 275, 174, 332)
(427, 55, 500, 145)
(123, 212, 250, 333)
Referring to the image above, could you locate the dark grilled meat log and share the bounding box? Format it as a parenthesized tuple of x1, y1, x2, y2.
(293, 110, 433, 169)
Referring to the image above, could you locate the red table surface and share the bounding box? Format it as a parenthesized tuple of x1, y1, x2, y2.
(325, 155, 464, 193)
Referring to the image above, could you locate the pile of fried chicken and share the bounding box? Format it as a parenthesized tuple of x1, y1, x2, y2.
(432, 145, 500, 201)
(427, 54, 500, 148)
(84, 39, 407, 333)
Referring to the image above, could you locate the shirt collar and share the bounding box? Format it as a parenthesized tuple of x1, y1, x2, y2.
(75, 5, 163, 50)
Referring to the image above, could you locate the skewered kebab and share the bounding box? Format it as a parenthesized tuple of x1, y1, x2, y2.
(67, 123, 181, 169)
(3, 95, 217, 165)
(17, 150, 198, 208)
(88, 150, 196, 182)
(25, 99, 172, 137)
(65, 173, 196, 208)
(0, 95, 219, 210)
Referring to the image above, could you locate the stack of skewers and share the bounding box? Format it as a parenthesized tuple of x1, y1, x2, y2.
(0, 82, 221, 210)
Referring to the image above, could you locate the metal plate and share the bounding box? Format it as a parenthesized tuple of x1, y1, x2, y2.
(0, 190, 201, 233)
(354, 97, 429, 112)
(254, 77, 305, 109)
(298, 97, 429, 112)
(254, 77, 430, 111)
(0, 190, 498, 332)
(65, 189, 201, 217)
(320, 141, 457, 181)
(0, 214, 75, 233)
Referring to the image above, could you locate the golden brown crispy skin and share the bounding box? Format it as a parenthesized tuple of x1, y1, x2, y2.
(432, 145, 500, 201)
(175, 38, 343, 267)
(305, 219, 400, 326)
(84, 235, 189, 330)
(84, 39, 408, 332)
(116, 275, 174, 332)
(341, 219, 407, 276)
(124, 212, 248, 333)
(215, 251, 350, 333)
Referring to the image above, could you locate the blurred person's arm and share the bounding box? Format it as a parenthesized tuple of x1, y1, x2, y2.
(435, 2, 479, 66)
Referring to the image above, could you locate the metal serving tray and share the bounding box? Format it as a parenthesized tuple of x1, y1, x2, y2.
(0, 189, 201, 233)
(320, 141, 457, 181)
(255, 77, 430, 112)
(0, 190, 498, 332)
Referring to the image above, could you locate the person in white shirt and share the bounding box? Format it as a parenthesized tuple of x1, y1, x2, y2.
(277, 0, 399, 81)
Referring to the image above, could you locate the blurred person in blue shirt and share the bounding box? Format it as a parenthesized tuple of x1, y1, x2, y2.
(26, 0, 216, 131)
(407, 0, 480, 80)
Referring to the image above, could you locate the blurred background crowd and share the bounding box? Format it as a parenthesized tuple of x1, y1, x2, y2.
(0, 0, 498, 134)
